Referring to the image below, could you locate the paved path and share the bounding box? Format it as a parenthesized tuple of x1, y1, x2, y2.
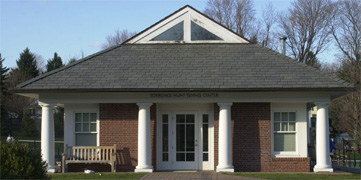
(140, 171, 266, 180)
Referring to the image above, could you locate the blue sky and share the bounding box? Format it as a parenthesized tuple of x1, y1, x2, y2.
(1, 0, 297, 69)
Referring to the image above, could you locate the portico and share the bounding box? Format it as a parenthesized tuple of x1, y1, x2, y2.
(35, 91, 340, 173)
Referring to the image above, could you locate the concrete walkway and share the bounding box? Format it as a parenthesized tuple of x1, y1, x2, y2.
(140, 171, 266, 180)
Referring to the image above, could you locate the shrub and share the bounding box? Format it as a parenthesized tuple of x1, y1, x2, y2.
(0, 141, 49, 179)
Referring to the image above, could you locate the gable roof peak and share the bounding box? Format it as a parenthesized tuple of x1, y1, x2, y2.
(124, 5, 249, 44)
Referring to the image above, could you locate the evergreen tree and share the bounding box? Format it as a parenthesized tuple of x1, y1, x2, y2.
(1, 53, 10, 135)
(15, 48, 39, 80)
(54, 107, 64, 138)
(1, 141, 49, 179)
(0, 53, 9, 96)
(46, 52, 64, 72)
(68, 57, 77, 64)
(21, 109, 38, 137)
(6, 48, 39, 116)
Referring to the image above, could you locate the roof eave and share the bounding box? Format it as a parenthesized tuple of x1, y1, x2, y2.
(13, 87, 354, 94)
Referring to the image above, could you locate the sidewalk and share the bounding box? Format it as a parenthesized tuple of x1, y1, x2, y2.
(140, 171, 267, 180)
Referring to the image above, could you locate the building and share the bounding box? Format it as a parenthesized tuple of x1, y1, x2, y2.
(15, 5, 351, 173)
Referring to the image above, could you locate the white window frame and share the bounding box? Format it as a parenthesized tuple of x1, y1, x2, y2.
(272, 110, 299, 157)
(74, 112, 98, 146)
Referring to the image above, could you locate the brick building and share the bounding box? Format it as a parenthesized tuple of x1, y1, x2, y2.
(15, 6, 351, 173)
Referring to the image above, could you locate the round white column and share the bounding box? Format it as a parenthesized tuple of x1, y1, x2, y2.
(135, 103, 153, 173)
(216, 103, 234, 172)
(314, 102, 333, 172)
(40, 103, 56, 173)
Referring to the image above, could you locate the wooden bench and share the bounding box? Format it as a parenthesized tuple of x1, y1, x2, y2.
(62, 144, 116, 173)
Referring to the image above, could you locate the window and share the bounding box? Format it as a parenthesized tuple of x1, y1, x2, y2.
(202, 114, 209, 161)
(151, 21, 184, 41)
(191, 21, 222, 41)
(176, 114, 195, 161)
(273, 112, 296, 151)
(162, 114, 169, 161)
(75, 113, 97, 146)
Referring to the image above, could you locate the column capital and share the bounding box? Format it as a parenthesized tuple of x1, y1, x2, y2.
(315, 102, 330, 107)
(217, 102, 233, 107)
(136, 103, 153, 109)
(39, 103, 54, 108)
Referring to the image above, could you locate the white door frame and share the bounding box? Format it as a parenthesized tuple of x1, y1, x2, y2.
(156, 103, 214, 171)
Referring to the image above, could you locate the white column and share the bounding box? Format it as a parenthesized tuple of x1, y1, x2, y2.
(135, 103, 153, 173)
(40, 103, 56, 173)
(314, 102, 333, 172)
(216, 103, 234, 172)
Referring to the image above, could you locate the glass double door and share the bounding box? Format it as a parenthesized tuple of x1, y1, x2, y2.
(160, 113, 199, 170)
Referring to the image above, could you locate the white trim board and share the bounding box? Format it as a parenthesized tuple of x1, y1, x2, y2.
(126, 6, 248, 44)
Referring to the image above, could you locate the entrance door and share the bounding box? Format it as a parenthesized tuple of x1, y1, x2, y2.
(173, 114, 198, 169)
(158, 110, 213, 171)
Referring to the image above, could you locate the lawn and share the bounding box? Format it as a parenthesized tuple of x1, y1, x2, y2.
(228, 173, 361, 180)
(50, 173, 145, 179)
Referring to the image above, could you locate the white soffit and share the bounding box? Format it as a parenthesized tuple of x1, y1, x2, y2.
(126, 6, 249, 44)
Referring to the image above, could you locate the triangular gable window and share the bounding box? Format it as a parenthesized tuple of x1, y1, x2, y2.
(126, 6, 249, 44)
(151, 21, 184, 41)
(191, 21, 222, 41)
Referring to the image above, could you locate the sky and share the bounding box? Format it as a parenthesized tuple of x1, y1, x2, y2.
(0, 0, 309, 69)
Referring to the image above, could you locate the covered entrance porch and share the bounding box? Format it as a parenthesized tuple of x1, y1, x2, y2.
(35, 91, 334, 173)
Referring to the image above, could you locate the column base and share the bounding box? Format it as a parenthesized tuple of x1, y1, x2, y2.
(47, 168, 56, 173)
(216, 166, 234, 172)
(134, 167, 153, 173)
(314, 167, 333, 172)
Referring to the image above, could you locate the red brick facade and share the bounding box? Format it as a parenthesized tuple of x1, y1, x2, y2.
(214, 103, 310, 172)
(67, 102, 309, 172)
(66, 103, 157, 172)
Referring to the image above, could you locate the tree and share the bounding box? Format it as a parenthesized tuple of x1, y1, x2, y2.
(1, 53, 10, 135)
(5, 69, 34, 116)
(259, 3, 277, 49)
(0, 53, 9, 97)
(329, 0, 361, 146)
(21, 109, 38, 137)
(278, 0, 336, 68)
(0, 141, 49, 179)
(54, 107, 64, 139)
(46, 52, 64, 72)
(5, 48, 39, 117)
(34, 53, 46, 74)
(102, 29, 137, 49)
(15, 48, 39, 79)
(204, 0, 257, 39)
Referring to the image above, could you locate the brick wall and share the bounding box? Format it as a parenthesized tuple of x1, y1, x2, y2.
(214, 103, 310, 172)
(66, 103, 157, 172)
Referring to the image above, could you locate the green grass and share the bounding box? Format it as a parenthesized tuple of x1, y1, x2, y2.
(50, 173, 145, 179)
(228, 173, 361, 180)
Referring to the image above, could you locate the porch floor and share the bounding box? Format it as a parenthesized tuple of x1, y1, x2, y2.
(139, 171, 266, 180)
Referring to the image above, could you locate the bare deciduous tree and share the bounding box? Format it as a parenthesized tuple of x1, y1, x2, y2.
(204, 0, 256, 39)
(102, 29, 137, 49)
(34, 53, 45, 74)
(5, 69, 34, 117)
(330, 0, 361, 145)
(259, 3, 277, 49)
(278, 0, 336, 68)
(234, 0, 256, 38)
(330, 0, 360, 64)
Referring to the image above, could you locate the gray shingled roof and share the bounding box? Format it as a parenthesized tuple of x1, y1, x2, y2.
(15, 43, 352, 93)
